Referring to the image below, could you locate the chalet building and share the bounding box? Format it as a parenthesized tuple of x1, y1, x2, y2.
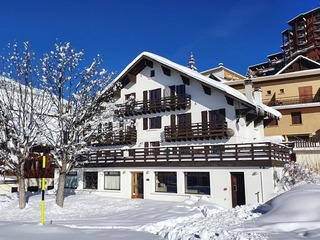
(249, 7, 320, 77)
(63, 52, 290, 209)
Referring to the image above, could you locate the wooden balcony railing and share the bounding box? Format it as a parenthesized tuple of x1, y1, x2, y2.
(264, 94, 320, 107)
(80, 142, 291, 168)
(90, 129, 137, 146)
(164, 122, 228, 142)
(115, 94, 191, 116)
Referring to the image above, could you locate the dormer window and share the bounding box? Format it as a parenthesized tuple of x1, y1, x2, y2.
(150, 70, 155, 77)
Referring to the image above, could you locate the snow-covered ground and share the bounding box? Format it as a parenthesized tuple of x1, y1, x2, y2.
(1, 183, 320, 240)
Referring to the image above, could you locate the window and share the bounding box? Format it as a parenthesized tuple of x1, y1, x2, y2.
(155, 172, 177, 193)
(65, 172, 78, 189)
(291, 112, 302, 124)
(209, 109, 225, 127)
(266, 90, 271, 95)
(279, 89, 285, 94)
(104, 171, 121, 190)
(176, 85, 186, 95)
(181, 75, 190, 85)
(185, 172, 210, 195)
(269, 119, 278, 126)
(84, 172, 98, 189)
(177, 113, 191, 126)
(161, 66, 171, 76)
(143, 117, 162, 130)
(202, 85, 211, 95)
(150, 117, 161, 129)
(150, 70, 155, 77)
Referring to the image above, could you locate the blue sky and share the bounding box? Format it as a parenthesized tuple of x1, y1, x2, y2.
(0, 0, 319, 76)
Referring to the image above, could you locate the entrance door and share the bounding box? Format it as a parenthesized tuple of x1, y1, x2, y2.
(231, 172, 246, 208)
(131, 172, 144, 199)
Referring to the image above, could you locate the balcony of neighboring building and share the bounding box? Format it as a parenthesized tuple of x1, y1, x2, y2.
(115, 94, 191, 116)
(264, 93, 320, 107)
(164, 122, 229, 142)
(288, 135, 320, 148)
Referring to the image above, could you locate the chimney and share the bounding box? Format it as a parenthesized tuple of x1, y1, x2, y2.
(244, 70, 253, 101)
(244, 78, 253, 102)
(253, 87, 262, 105)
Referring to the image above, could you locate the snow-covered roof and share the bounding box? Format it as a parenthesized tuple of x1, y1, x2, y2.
(106, 52, 281, 119)
(201, 65, 246, 80)
(276, 55, 320, 75)
(287, 7, 320, 25)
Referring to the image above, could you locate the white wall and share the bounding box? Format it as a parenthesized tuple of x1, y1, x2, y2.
(73, 166, 277, 209)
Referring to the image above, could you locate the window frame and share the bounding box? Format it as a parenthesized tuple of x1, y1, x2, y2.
(184, 172, 210, 195)
(83, 171, 98, 189)
(149, 116, 162, 129)
(291, 112, 302, 125)
(104, 171, 121, 191)
(155, 172, 177, 193)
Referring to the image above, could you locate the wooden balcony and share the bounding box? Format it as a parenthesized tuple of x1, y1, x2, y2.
(264, 94, 320, 107)
(80, 142, 291, 168)
(90, 129, 137, 146)
(115, 94, 191, 116)
(164, 122, 228, 142)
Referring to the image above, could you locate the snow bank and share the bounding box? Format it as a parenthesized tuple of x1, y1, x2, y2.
(238, 184, 320, 239)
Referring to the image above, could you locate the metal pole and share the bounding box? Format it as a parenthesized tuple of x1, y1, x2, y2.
(40, 144, 46, 225)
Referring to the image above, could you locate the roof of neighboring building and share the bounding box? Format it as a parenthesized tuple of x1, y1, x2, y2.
(201, 64, 246, 80)
(276, 55, 320, 75)
(105, 52, 281, 119)
(287, 7, 320, 25)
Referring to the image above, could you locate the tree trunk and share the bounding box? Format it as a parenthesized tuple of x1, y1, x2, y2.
(18, 162, 26, 209)
(56, 153, 67, 208)
(56, 171, 66, 207)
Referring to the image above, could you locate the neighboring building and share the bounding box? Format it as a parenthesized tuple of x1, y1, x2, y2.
(227, 57, 320, 142)
(64, 52, 290, 209)
(226, 57, 320, 169)
(249, 7, 320, 77)
(0, 148, 54, 194)
(201, 63, 246, 82)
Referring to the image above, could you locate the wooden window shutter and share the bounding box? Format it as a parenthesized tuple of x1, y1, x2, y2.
(170, 114, 176, 126)
(201, 111, 207, 123)
(186, 113, 191, 125)
(219, 108, 226, 123)
(143, 118, 148, 130)
(143, 90, 148, 102)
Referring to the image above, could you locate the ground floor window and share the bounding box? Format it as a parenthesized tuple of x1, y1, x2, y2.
(185, 172, 210, 195)
(155, 172, 177, 193)
(65, 172, 78, 189)
(104, 171, 121, 190)
(84, 172, 98, 189)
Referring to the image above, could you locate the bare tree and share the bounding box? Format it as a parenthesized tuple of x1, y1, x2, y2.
(0, 42, 52, 209)
(40, 42, 118, 207)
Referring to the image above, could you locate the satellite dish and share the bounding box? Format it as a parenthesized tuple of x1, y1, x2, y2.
(238, 118, 246, 127)
(226, 128, 235, 137)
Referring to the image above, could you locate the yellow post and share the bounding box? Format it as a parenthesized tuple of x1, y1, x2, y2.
(40, 144, 46, 225)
